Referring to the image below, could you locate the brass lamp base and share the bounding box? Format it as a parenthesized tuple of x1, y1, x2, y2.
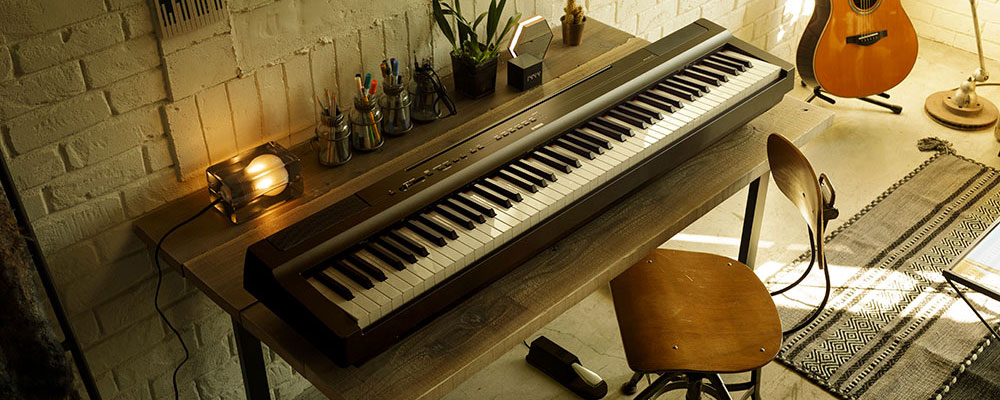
(925, 90, 999, 131)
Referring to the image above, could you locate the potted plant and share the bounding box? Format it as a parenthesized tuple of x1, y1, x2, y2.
(562, 0, 586, 46)
(433, 0, 521, 99)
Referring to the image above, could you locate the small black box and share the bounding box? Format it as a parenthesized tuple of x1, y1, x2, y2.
(507, 54, 542, 91)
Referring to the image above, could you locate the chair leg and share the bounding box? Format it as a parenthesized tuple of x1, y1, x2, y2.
(622, 371, 645, 395)
(635, 372, 681, 400)
(706, 374, 734, 400)
(750, 368, 762, 400)
(686, 374, 703, 400)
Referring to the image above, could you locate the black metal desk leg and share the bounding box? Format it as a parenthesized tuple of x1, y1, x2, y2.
(738, 175, 769, 269)
(232, 317, 272, 400)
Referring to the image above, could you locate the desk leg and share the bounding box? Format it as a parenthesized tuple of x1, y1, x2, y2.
(738, 175, 769, 269)
(232, 317, 272, 400)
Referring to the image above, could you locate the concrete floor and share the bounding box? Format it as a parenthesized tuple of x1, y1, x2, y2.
(443, 37, 1000, 400)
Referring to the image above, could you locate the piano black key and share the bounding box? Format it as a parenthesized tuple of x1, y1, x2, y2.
(586, 122, 629, 141)
(444, 198, 487, 222)
(672, 75, 710, 93)
(375, 237, 418, 263)
(539, 147, 582, 167)
(667, 78, 705, 97)
(346, 254, 387, 281)
(434, 204, 476, 229)
(608, 109, 649, 129)
(414, 214, 458, 240)
(386, 231, 429, 257)
(532, 153, 573, 173)
(404, 220, 447, 246)
(701, 59, 738, 76)
(554, 139, 597, 160)
(593, 117, 635, 136)
(314, 271, 354, 300)
(333, 260, 374, 289)
(471, 185, 513, 208)
(497, 170, 539, 193)
(637, 94, 679, 113)
(365, 243, 406, 270)
(455, 193, 497, 217)
(563, 133, 604, 154)
(682, 69, 721, 86)
(514, 160, 558, 181)
(642, 91, 683, 109)
(708, 55, 747, 72)
(482, 179, 523, 202)
(658, 82, 696, 101)
(572, 129, 613, 149)
(713, 52, 752, 68)
(505, 165, 548, 187)
(691, 64, 729, 82)
(617, 103, 661, 122)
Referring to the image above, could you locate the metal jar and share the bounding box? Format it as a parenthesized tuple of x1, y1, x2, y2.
(379, 82, 413, 136)
(315, 112, 351, 167)
(350, 96, 384, 152)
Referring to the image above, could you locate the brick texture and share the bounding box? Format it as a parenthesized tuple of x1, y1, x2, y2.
(164, 34, 240, 100)
(7, 90, 112, 154)
(15, 13, 125, 73)
(164, 96, 210, 179)
(0, 61, 87, 121)
(105, 67, 167, 114)
(81, 35, 161, 89)
(65, 104, 163, 168)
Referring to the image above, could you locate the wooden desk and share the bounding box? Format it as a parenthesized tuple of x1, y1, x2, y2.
(134, 21, 833, 400)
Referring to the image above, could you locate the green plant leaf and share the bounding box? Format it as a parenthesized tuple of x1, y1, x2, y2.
(432, 0, 457, 50)
(454, 0, 462, 18)
(494, 12, 520, 49)
(473, 11, 487, 31)
(487, 0, 499, 44)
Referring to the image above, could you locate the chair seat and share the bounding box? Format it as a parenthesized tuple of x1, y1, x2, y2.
(610, 249, 781, 373)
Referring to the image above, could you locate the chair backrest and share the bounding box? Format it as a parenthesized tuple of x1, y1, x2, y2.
(766, 133, 827, 268)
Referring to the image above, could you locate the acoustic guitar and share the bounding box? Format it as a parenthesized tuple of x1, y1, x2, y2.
(797, 0, 918, 98)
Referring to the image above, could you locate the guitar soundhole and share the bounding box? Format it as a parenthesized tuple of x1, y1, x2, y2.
(850, 0, 881, 14)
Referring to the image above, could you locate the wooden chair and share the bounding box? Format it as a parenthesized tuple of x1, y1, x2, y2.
(610, 133, 835, 399)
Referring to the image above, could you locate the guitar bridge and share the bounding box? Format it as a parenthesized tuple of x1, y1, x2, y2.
(846, 30, 888, 46)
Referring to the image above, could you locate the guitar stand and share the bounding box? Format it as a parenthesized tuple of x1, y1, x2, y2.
(802, 82, 903, 114)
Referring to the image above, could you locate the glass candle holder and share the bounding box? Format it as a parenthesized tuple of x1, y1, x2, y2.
(206, 142, 303, 224)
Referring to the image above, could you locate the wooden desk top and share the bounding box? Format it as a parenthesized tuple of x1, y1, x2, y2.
(133, 20, 834, 400)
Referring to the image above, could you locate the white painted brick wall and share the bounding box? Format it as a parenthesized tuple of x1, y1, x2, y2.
(4, 1, 988, 399)
(903, 0, 1000, 61)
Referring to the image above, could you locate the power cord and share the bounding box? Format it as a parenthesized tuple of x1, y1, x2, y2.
(153, 198, 222, 400)
(769, 226, 833, 337)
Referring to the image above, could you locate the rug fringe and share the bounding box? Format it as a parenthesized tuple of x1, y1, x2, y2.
(917, 137, 955, 154)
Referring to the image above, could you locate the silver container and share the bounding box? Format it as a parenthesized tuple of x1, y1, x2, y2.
(351, 96, 384, 152)
(379, 81, 413, 136)
(315, 112, 351, 167)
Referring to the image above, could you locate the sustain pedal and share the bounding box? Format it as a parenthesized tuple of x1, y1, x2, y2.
(526, 336, 608, 399)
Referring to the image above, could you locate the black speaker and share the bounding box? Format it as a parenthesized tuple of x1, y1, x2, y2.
(507, 55, 543, 91)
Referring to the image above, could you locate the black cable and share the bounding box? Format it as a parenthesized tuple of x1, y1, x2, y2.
(768, 225, 833, 336)
(769, 228, 816, 296)
(153, 199, 221, 400)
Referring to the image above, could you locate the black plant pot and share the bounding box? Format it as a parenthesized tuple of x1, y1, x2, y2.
(451, 53, 498, 99)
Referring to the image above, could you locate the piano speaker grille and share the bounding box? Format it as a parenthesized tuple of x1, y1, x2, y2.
(153, 0, 229, 39)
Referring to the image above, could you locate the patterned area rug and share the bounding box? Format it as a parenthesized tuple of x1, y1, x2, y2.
(766, 143, 1000, 400)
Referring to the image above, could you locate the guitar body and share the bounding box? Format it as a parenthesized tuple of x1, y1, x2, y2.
(797, 0, 918, 98)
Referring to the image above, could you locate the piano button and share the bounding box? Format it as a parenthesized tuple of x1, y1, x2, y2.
(572, 129, 613, 149)
(642, 91, 683, 109)
(657, 83, 696, 101)
(313, 271, 354, 300)
(324, 269, 380, 320)
(456, 192, 497, 217)
(515, 159, 558, 181)
(612, 105, 656, 125)
(592, 117, 634, 136)
(365, 242, 405, 270)
(387, 230, 429, 257)
(434, 204, 475, 229)
(608, 109, 649, 129)
(563, 133, 604, 154)
(471, 184, 513, 208)
(443, 199, 487, 223)
(404, 220, 447, 246)
(497, 170, 538, 193)
(586, 122, 628, 141)
(681, 69, 721, 86)
(414, 214, 458, 240)
(375, 237, 418, 263)
(333, 260, 374, 289)
(636, 94, 678, 114)
(702, 59, 739, 75)
(715, 51, 753, 68)
(539, 147, 581, 168)
(346, 253, 388, 281)
(483, 178, 524, 201)
(554, 139, 597, 160)
(505, 165, 548, 187)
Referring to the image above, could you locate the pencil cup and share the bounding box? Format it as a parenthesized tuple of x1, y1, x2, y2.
(350, 96, 384, 152)
(379, 81, 413, 136)
(314, 112, 352, 167)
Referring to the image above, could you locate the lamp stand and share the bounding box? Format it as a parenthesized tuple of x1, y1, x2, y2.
(925, 0, 999, 131)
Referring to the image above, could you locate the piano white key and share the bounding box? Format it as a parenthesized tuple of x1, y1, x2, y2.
(356, 251, 413, 304)
(343, 258, 399, 310)
(324, 269, 382, 321)
(307, 277, 369, 327)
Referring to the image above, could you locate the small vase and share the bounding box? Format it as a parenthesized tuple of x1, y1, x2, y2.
(451, 53, 498, 99)
(561, 15, 586, 46)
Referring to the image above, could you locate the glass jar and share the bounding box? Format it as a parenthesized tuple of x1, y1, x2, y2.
(379, 81, 413, 136)
(315, 112, 351, 167)
(350, 96, 384, 152)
